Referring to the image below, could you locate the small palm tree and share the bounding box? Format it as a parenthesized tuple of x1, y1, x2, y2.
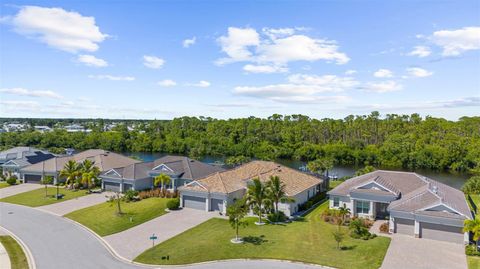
(246, 178, 271, 225)
(338, 204, 351, 225)
(227, 199, 248, 243)
(80, 159, 100, 192)
(154, 174, 171, 191)
(464, 216, 480, 252)
(266, 176, 294, 217)
(59, 160, 79, 189)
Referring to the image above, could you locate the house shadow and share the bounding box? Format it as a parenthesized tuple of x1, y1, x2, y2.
(243, 235, 268, 245)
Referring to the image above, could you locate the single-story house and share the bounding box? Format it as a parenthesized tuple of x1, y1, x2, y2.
(327, 170, 472, 244)
(178, 160, 324, 217)
(100, 155, 225, 192)
(20, 149, 140, 184)
(1, 147, 55, 178)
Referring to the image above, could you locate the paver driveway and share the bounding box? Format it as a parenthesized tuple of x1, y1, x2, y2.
(37, 192, 112, 215)
(104, 208, 219, 260)
(0, 183, 42, 199)
(380, 233, 467, 269)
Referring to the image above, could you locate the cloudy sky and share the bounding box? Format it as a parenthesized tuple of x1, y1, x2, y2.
(0, 1, 479, 120)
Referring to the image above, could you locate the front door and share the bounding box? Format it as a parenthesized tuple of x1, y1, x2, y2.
(375, 202, 389, 219)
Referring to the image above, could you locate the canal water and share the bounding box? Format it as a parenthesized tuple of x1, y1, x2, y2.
(125, 152, 470, 190)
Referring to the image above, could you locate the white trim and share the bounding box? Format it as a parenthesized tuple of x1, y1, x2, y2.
(152, 163, 174, 172)
(183, 180, 208, 191)
(104, 169, 121, 178)
(419, 202, 469, 219)
(354, 180, 397, 195)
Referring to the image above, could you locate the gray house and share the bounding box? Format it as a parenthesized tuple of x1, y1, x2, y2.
(100, 155, 224, 192)
(1, 147, 55, 178)
(327, 170, 472, 244)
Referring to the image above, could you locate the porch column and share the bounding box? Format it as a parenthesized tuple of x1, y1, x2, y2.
(389, 217, 394, 233)
(53, 176, 58, 185)
(179, 193, 184, 208)
(172, 178, 176, 191)
(101, 180, 105, 190)
(370, 201, 375, 219)
(414, 220, 420, 238)
(205, 195, 210, 212)
(464, 232, 469, 245)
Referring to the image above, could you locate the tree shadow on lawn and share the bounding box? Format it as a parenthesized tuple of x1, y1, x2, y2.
(340, 245, 357, 251)
(243, 235, 268, 245)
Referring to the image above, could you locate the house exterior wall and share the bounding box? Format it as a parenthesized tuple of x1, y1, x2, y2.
(329, 195, 354, 213)
(280, 184, 321, 216)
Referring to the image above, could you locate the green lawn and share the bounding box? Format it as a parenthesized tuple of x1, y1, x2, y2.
(0, 182, 11, 189)
(0, 236, 29, 269)
(467, 194, 480, 213)
(134, 202, 391, 269)
(65, 197, 171, 236)
(0, 187, 88, 207)
(468, 256, 480, 269)
(329, 180, 344, 190)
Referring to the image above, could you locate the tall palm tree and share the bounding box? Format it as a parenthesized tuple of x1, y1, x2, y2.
(59, 160, 79, 189)
(464, 216, 480, 252)
(266, 176, 294, 215)
(80, 159, 100, 192)
(246, 178, 270, 225)
(154, 174, 171, 191)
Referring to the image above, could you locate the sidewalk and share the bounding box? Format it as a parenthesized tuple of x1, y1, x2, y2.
(0, 238, 12, 269)
(37, 192, 111, 215)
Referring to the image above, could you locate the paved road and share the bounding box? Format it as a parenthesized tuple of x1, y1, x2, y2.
(0, 184, 42, 199)
(105, 208, 218, 260)
(0, 203, 326, 269)
(37, 192, 111, 216)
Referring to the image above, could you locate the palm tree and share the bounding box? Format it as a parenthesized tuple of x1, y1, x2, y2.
(154, 174, 171, 191)
(266, 176, 294, 216)
(307, 157, 334, 177)
(246, 178, 270, 225)
(227, 199, 248, 243)
(464, 216, 480, 252)
(59, 160, 79, 189)
(80, 159, 100, 193)
(338, 204, 351, 225)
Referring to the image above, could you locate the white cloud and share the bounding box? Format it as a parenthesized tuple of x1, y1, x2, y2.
(351, 96, 480, 110)
(143, 55, 165, 69)
(0, 100, 40, 109)
(187, 80, 211, 88)
(408, 46, 431, 58)
(243, 64, 288, 73)
(233, 73, 357, 103)
(77, 54, 108, 67)
(157, 79, 177, 87)
(8, 6, 107, 53)
(406, 67, 433, 78)
(364, 81, 402, 93)
(373, 69, 394, 78)
(0, 87, 63, 99)
(216, 27, 349, 68)
(430, 27, 480, 56)
(345, 70, 357, 75)
(88, 75, 135, 81)
(183, 37, 196, 48)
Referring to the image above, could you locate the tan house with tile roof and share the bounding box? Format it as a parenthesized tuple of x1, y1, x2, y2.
(178, 160, 324, 216)
(328, 170, 472, 244)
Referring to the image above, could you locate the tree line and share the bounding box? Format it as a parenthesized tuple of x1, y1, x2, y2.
(1, 112, 479, 173)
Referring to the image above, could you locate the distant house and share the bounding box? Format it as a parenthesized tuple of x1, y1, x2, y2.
(34, 126, 52, 133)
(64, 124, 92, 133)
(100, 155, 224, 192)
(327, 170, 472, 244)
(20, 149, 140, 184)
(3, 123, 28, 132)
(1, 147, 56, 178)
(178, 160, 324, 216)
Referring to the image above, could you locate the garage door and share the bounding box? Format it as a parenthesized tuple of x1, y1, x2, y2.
(104, 181, 121, 192)
(210, 198, 224, 211)
(395, 218, 414, 235)
(183, 195, 206, 210)
(24, 174, 42, 183)
(420, 222, 464, 244)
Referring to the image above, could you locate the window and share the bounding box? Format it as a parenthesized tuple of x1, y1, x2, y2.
(333, 197, 340, 207)
(356, 200, 370, 214)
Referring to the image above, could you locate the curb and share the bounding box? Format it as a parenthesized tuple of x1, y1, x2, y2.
(0, 226, 36, 269)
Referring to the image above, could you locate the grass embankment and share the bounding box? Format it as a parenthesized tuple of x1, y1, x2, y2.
(0, 182, 11, 189)
(0, 235, 29, 269)
(0, 187, 88, 207)
(134, 201, 391, 269)
(65, 197, 171, 236)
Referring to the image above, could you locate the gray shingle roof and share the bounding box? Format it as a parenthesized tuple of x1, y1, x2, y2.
(152, 155, 225, 180)
(102, 162, 154, 179)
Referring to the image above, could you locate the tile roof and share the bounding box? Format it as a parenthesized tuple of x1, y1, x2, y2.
(179, 160, 323, 196)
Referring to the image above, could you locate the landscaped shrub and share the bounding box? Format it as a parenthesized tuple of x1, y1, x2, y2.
(321, 208, 340, 224)
(267, 211, 288, 223)
(0, 173, 5, 181)
(138, 189, 179, 199)
(298, 191, 326, 211)
(6, 176, 17, 185)
(124, 190, 139, 202)
(349, 218, 376, 240)
(166, 198, 180, 210)
(379, 222, 389, 233)
(465, 244, 480, 256)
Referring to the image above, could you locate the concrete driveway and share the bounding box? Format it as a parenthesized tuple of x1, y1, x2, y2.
(37, 192, 111, 216)
(104, 208, 219, 260)
(0, 202, 325, 269)
(0, 183, 42, 199)
(380, 233, 467, 269)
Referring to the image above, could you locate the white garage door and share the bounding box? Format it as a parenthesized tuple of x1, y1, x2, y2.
(395, 218, 414, 235)
(421, 222, 464, 244)
(183, 195, 206, 210)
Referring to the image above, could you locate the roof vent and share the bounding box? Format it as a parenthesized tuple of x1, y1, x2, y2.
(432, 185, 438, 194)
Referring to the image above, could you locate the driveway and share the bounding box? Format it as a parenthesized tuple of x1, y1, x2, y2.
(37, 192, 111, 215)
(0, 202, 325, 269)
(380, 233, 467, 269)
(0, 183, 42, 199)
(104, 208, 219, 260)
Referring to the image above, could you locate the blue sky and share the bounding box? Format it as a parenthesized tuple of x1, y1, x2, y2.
(0, 0, 479, 120)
